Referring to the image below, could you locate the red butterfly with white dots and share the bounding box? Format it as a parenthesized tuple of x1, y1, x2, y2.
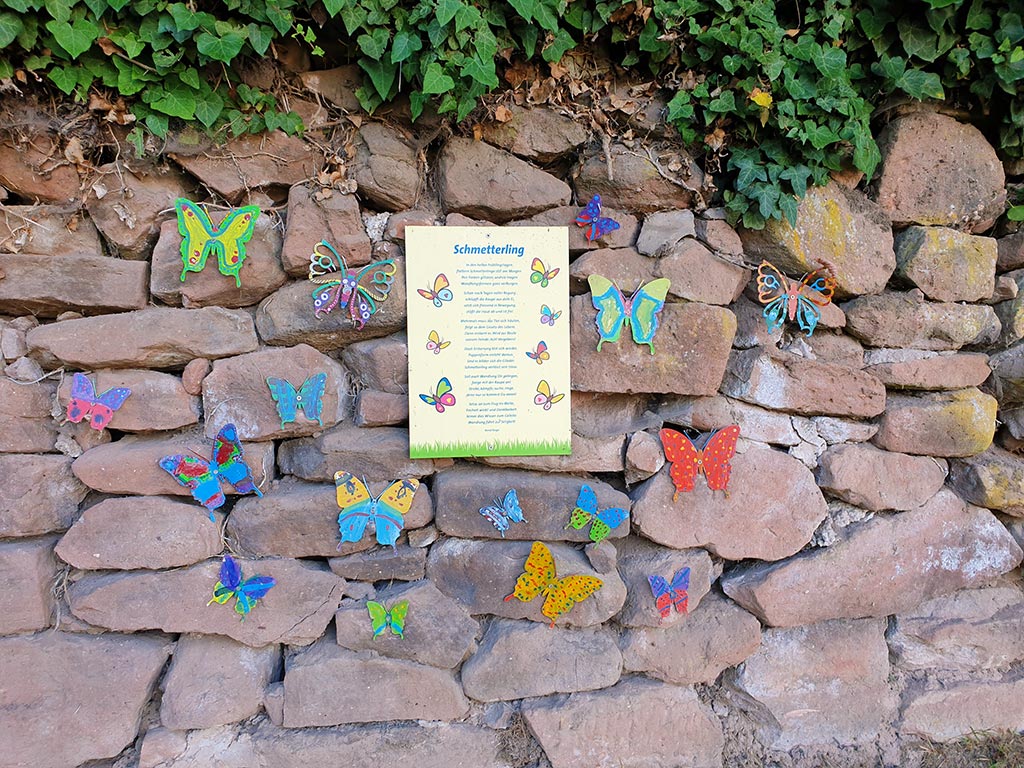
(659, 425, 740, 501)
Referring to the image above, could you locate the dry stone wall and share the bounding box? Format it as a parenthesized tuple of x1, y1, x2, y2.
(0, 105, 1023, 768)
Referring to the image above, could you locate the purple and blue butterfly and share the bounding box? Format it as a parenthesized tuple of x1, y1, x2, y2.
(649, 567, 690, 618)
(208, 554, 275, 618)
(575, 194, 620, 242)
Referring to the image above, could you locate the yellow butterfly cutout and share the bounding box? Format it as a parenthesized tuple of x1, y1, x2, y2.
(504, 541, 602, 627)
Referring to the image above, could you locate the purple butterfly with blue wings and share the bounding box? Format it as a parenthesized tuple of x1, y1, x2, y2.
(207, 554, 275, 618)
(575, 194, 621, 241)
(479, 488, 527, 537)
(66, 372, 131, 431)
(266, 373, 327, 429)
(648, 567, 691, 618)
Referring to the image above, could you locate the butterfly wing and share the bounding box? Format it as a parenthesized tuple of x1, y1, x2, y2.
(574, 194, 602, 226)
(212, 206, 260, 287)
(209, 555, 242, 606)
(756, 261, 788, 304)
(434, 378, 456, 410)
(296, 373, 327, 426)
(389, 600, 409, 638)
(587, 275, 627, 350)
(648, 575, 673, 618)
(586, 217, 621, 241)
(234, 575, 276, 615)
(659, 428, 701, 500)
(348, 259, 398, 328)
(159, 455, 224, 515)
(701, 425, 741, 492)
(800, 268, 837, 306)
(505, 541, 556, 603)
(372, 479, 420, 547)
(89, 385, 132, 430)
(669, 567, 691, 613)
(480, 505, 510, 536)
(534, 380, 552, 407)
(502, 489, 525, 524)
(629, 278, 671, 354)
(66, 373, 96, 424)
(530, 257, 548, 285)
(542, 575, 603, 627)
(591, 507, 628, 543)
(176, 199, 214, 282)
(567, 483, 599, 533)
(335, 472, 374, 546)
(212, 425, 262, 498)
(266, 377, 298, 428)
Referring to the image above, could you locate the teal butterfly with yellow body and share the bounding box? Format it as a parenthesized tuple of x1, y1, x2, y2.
(367, 600, 409, 638)
(587, 274, 671, 354)
(176, 199, 260, 287)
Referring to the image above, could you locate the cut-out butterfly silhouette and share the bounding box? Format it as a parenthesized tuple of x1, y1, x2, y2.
(540, 305, 562, 326)
(756, 260, 837, 337)
(335, 472, 420, 549)
(530, 258, 559, 288)
(159, 424, 263, 521)
(575, 194, 621, 242)
(66, 372, 131, 431)
(367, 600, 409, 639)
(534, 380, 565, 410)
(504, 541, 603, 627)
(420, 377, 456, 413)
(308, 240, 397, 328)
(208, 555, 275, 618)
(479, 488, 526, 538)
(659, 425, 741, 501)
(566, 484, 628, 544)
(266, 373, 327, 429)
(649, 567, 691, 618)
(418, 273, 454, 307)
(587, 274, 671, 354)
(426, 330, 451, 354)
(526, 341, 550, 364)
(176, 199, 260, 287)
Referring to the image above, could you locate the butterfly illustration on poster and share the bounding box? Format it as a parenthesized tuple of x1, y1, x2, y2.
(504, 541, 603, 627)
(755, 260, 837, 337)
(418, 273, 454, 307)
(587, 274, 671, 354)
(540, 305, 561, 326)
(526, 341, 550, 364)
(266, 373, 327, 429)
(335, 473, 420, 549)
(534, 379, 565, 410)
(420, 377, 456, 413)
(530, 258, 559, 288)
(176, 199, 260, 287)
(480, 488, 527, 537)
(367, 600, 409, 639)
(208, 555, 275, 619)
(65, 372, 131, 431)
(426, 330, 451, 354)
(659, 425, 741, 501)
(308, 240, 397, 328)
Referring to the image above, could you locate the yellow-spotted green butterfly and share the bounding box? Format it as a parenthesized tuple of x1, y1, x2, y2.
(367, 600, 409, 638)
(504, 541, 603, 627)
(530, 258, 559, 288)
(176, 199, 259, 287)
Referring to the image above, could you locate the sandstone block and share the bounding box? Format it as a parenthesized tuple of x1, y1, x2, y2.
(624, 430, 666, 483)
(56, 369, 200, 432)
(568, 247, 656, 294)
(576, 143, 704, 214)
(513, 204, 639, 252)
(281, 184, 371, 275)
(656, 239, 751, 305)
(0, 134, 81, 203)
(998, 230, 1024, 271)
(863, 349, 991, 390)
(873, 388, 997, 457)
(655, 394, 801, 446)
(328, 544, 426, 581)
(478, 104, 589, 163)
(476, 433, 626, 473)
(0, 537, 57, 634)
(636, 210, 696, 255)
(353, 389, 408, 426)
(614, 536, 715, 628)
(949, 445, 1024, 515)
(816, 443, 947, 511)
(0, 377, 55, 452)
(843, 291, 1001, 350)
(900, 676, 1024, 741)
(351, 123, 422, 210)
(0, 454, 87, 537)
(0, 204, 102, 256)
(894, 226, 997, 302)
(989, 342, 1024, 406)
(341, 333, 408, 393)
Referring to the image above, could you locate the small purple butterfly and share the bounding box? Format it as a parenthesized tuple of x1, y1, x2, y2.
(540, 305, 561, 326)
(575, 194, 620, 242)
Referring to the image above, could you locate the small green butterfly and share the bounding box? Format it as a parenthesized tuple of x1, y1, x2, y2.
(367, 600, 409, 638)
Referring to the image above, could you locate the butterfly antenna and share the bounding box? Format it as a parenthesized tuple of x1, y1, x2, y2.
(502, 593, 515, 602)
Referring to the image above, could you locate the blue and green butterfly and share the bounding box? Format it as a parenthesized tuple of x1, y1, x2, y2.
(587, 274, 671, 355)
(176, 199, 260, 287)
(367, 600, 409, 638)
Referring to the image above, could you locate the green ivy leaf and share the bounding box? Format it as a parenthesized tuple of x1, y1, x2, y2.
(541, 27, 574, 62)
(390, 29, 422, 63)
(898, 18, 942, 61)
(145, 111, 169, 138)
(338, 4, 367, 34)
(0, 12, 22, 48)
(896, 68, 945, 99)
(151, 83, 196, 119)
(436, 0, 463, 27)
(814, 45, 847, 79)
(48, 65, 78, 94)
(46, 17, 98, 58)
(194, 88, 224, 127)
(461, 54, 498, 87)
(422, 61, 455, 93)
(195, 31, 246, 62)
(360, 56, 397, 99)
(1007, 204, 1024, 221)
(357, 27, 389, 59)
(508, 0, 537, 23)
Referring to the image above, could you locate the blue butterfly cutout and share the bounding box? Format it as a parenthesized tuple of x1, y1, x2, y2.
(266, 373, 327, 429)
(335, 472, 420, 549)
(587, 274, 672, 354)
(479, 488, 527, 537)
(207, 554, 275, 618)
(565, 483, 628, 543)
(575, 194, 621, 241)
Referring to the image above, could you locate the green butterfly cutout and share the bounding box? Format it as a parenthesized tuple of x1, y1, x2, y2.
(367, 600, 409, 639)
(176, 198, 260, 287)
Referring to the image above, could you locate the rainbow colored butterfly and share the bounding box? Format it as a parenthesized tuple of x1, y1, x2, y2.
(420, 377, 456, 413)
(308, 240, 397, 328)
(565, 484, 628, 544)
(649, 567, 690, 618)
(175, 199, 259, 287)
(426, 330, 451, 354)
(335, 472, 420, 549)
(66, 373, 131, 431)
(266, 373, 326, 430)
(530, 258, 559, 288)
(367, 600, 409, 638)
(574, 194, 620, 241)
(159, 424, 263, 521)
(756, 260, 837, 337)
(534, 380, 564, 410)
(418, 273, 454, 307)
(588, 274, 671, 354)
(659, 425, 740, 501)
(207, 555, 275, 618)
(479, 488, 526, 537)
(526, 341, 550, 364)
(540, 305, 561, 326)
(504, 541, 603, 627)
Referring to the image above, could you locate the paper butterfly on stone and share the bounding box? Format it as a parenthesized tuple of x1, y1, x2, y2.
(367, 600, 409, 639)
(756, 260, 837, 337)
(420, 377, 456, 413)
(660, 425, 741, 501)
(335, 472, 419, 549)
(587, 274, 671, 354)
(504, 541, 603, 627)
(526, 341, 550, 364)
(649, 567, 690, 618)
(575, 194, 620, 242)
(426, 330, 451, 354)
(534, 380, 565, 410)
(208, 554, 275, 618)
(418, 273, 453, 307)
(309, 240, 397, 328)
(159, 424, 263, 521)
(65, 372, 131, 431)
(530, 258, 559, 288)
(479, 488, 526, 538)
(265, 373, 327, 430)
(175, 199, 260, 287)
(540, 305, 561, 326)
(565, 484, 628, 544)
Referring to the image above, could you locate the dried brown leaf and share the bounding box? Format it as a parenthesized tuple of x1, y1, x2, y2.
(494, 105, 513, 123)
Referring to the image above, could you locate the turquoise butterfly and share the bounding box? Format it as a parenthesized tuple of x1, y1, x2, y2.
(266, 373, 327, 429)
(176, 199, 260, 287)
(587, 274, 671, 355)
(367, 600, 409, 638)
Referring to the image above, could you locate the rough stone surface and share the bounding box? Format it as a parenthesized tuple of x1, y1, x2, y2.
(27, 306, 259, 369)
(816, 443, 947, 511)
(426, 538, 627, 627)
(843, 291, 1001, 350)
(873, 112, 1005, 232)
(0, 377, 55, 452)
(522, 677, 724, 768)
(656, 239, 751, 305)
(342, 333, 408, 393)
(0, 454, 87, 537)
(0, 537, 57, 634)
(298, 65, 362, 111)
(636, 210, 696, 255)
(894, 226, 997, 302)
(0, 205, 102, 256)
(477, 433, 626, 473)
(873, 388, 997, 457)
(863, 349, 991, 390)
(900, 676, 1024, 741)
(460, 618, 621, 701)
(722, 490, 1023, 627)
(353, 389, 408, 427)
(438, 137, 571, 222)
(570, 295, 736, 394)
(632, 447, 827, 561)
(656, 394, 801, 446)
(949, 445, 1024, 515)
(181, 357, 211, 395)
(0, 134, 81, 203)
(576, 143, 705, 214)
(433, 465, 630, 542)
(739, 182, 895, 297)
(351, 123, 423, 211)
(624, 430, 666, 483)
(728, 619, 894, 750)
(989, 342, 1024, 406)
(995, 268, 1024, 345)
(161, 634, 279, 730)
(0, 631, 170, 768)
(69, 558, 344, 646)
(478, 105, 589, 163)
(328, 544, 426, 581)
(621, 591, 761, 685)
(56, 497, 224, 570)
(56, 369, 200, 432)
(722, 347, 886, 418)
(614, 537, 715, 628)
(334, 580, 478, 668)
(998, 230, 1024, 271)
(281, 184, 371, 275)
(282, 630, 469, 725)
(568, 247, 656, 293)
